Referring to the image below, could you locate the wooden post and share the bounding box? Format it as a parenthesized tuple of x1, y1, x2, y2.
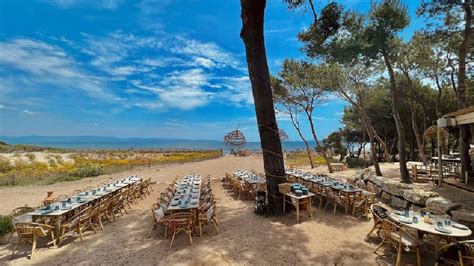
(437, 121, 443, 186)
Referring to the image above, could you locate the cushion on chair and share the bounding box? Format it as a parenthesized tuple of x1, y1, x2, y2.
(390, 232, 423, 247)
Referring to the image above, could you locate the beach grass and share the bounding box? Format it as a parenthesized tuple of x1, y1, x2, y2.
(0, 150, 222, 186)
(285, 152, 332, 168)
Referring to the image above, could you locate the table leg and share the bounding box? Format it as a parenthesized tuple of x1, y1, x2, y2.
(308, 198, 312, 218)
(55, 216, 61, 242)
(296, 199, 300, 223)
(283, 194, 286, 214)
(345, 192, 349, 214)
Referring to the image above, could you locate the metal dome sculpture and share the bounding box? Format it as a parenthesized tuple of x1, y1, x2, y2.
(278, 128, 289, 141)
(224, 129, 247, 146)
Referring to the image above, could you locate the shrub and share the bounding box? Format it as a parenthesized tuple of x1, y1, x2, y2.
(0, 216, 13, 237)
(0, 158, 12, 173)
(25, 153, 36, 161)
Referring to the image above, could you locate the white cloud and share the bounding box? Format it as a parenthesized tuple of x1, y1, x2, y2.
(45, 0, 124, 9)
(215, 76, 254, 106)
(22, 109, 35, 115)
(0, 104, 4, 109)
(0, 38, 115, 100)
(93, 123, 99, 126)
(171, 38, 241, 69)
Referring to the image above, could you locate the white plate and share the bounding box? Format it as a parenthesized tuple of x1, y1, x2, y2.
(452, 223, 469, 230)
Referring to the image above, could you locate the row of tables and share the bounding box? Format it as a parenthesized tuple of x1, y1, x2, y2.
(167, 175, 201, 212)
(16, 175, 143, 241)
(286, 169, 367, 214)
(233, 170, 265, 185)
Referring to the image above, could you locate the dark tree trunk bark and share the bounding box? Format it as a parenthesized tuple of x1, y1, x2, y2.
(241, 0, 286, 213)
(458, 0, 472, 181)
(403, 71, 427, 164)
(383, 50, 411, 183)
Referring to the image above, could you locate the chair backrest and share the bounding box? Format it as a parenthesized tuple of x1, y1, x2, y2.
(170, 212, 193, 230)
(14, 223, 47, 239)
(56, 194, 68, 202)
(370, 204, 389, 223)
(71, 190, 83, 196)
(11, 206, 35, 217)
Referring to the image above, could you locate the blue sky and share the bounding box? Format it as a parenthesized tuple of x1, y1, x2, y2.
(0, 0, 425, 141)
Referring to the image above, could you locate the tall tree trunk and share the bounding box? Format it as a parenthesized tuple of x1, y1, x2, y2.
(403, 71, 427, 164)
(287, 106, 314, 168)
(305, 110, 333, 173)
(458, 0, 473, 181)
(383, 50, 411, 183)
(337, 90, 392, 162)
(241, 0, 285, 212)
(360, 117, 383, 176)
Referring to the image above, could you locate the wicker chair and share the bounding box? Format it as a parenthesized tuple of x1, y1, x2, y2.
(169, 212, 194, 248)
(436, 240, 474, 266)
(198, 202, 220, 237)
(324, 189, 345, 214)
(374, 219, 422, 266)
(10, 222, 56, 260)
(352, 192, 376, 220)
(366, 204, 389, 240)
(96, 199, 113, 230)
(55, 194, 68, 202)
(70, 190, 83, 196)
(58, 206, 97, 245)
(7, 206, 36, 243)
(146, 203, 170, 238)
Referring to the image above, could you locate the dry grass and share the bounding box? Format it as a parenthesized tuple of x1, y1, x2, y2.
(0, 150, 222, 186)
(285, 152, 329, 168)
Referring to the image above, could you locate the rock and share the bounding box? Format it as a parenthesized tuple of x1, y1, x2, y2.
(391, 196, 409, 209)
(354, 170, 364, 180)
(401, 190, 439, 206)
(451, 210, 474, 223)
(381, 181, 413, 197)
(366, 175, 386, 187)
(381, 191, 391, 202)
(425, 197, 458, 212)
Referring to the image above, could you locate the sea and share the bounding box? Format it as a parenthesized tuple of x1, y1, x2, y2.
(0, 136, 314, 153)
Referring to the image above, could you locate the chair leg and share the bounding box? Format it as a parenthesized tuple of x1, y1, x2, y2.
(10, 239, 20, 260)
(50, 231, 56, 247)
(78, 227, 84, 242)
(396, 246, 402, 266)
(188, 231, 193, 246)
(30, 238, 37, 260)
(213, 218, 220, 233)
(146, 223, 156, 238)
(333, 204, 337, 215)
(373, 237, 386, 254)
(169, 232, 176, 248)
(416, 248, 421, 266)
(199, 222, 203, 237)
(6, 230, 15, 243)
(365, 224, 377, 240)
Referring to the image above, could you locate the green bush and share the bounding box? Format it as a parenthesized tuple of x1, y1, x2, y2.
(346, 157, 372, 168)
(0, 216, 13, 237)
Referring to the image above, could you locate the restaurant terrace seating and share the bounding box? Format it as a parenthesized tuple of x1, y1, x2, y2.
(437, 240, 474, 265)
(9, 175, 147, 259)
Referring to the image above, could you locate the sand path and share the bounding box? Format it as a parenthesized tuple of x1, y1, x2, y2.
(0, 156, 429, 265)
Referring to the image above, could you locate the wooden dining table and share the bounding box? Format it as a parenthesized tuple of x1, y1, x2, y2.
(282, 191, 315, 223)
(15, 176, 142, 241)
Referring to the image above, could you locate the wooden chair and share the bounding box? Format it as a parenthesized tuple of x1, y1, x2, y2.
(97, 199, 113, 230)
(7, 206, 36, 243)
(437, 240, 474, 266)
(109, 194, 126, 220)
(366, 204, 389, 240)
(198, 203, 220, 237)
(146, 203, 170, 238)
(352, 192, 375, 220)
(55, 194, 68, 202)
(169, 212, 194, 248)
(10, 222, 56, 260)
(70, 190, 83, 196)
(58, 206, 97, 245)
(324, 189, 345, 214)
(374, 219, 422, 266)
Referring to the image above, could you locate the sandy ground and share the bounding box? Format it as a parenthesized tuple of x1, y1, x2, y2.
(0, 156, 432, 265)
